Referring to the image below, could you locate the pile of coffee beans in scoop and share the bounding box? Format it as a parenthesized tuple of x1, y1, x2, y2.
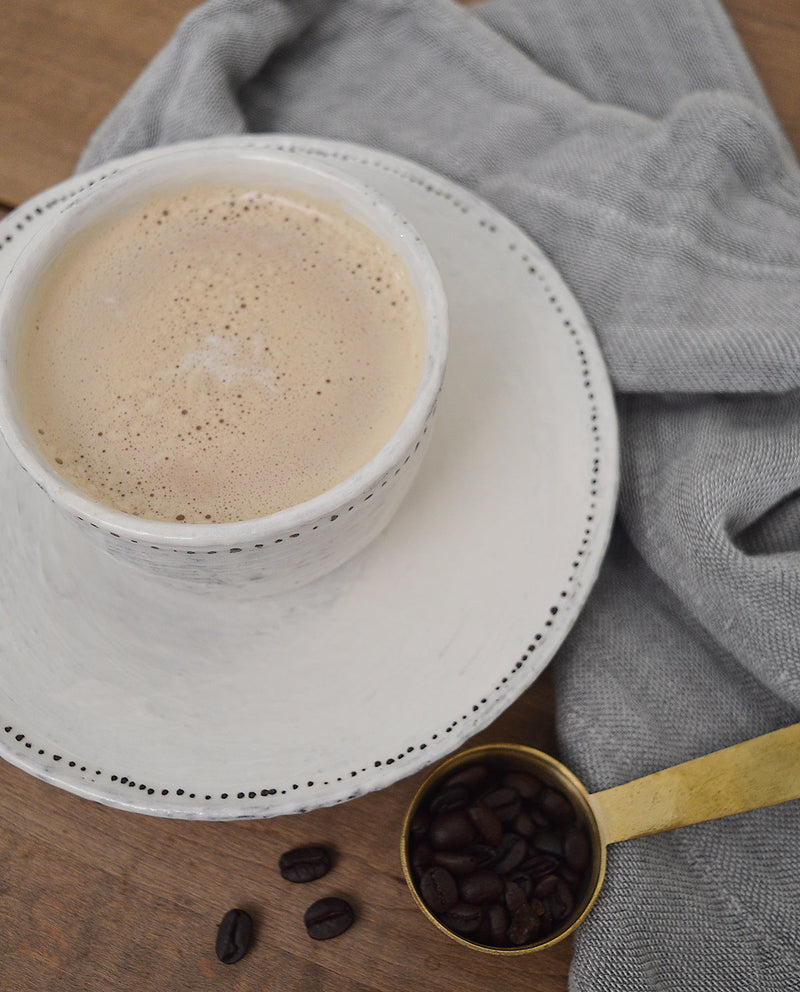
(406, 759, 592, 948)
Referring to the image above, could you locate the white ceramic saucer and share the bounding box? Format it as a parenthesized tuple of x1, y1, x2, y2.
(0, 136, 618, 820)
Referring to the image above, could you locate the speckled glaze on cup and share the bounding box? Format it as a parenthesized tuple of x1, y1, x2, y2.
(0, 143, 448, 590)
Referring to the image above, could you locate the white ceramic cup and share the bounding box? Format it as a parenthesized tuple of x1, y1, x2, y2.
(0, 143, 448, 591)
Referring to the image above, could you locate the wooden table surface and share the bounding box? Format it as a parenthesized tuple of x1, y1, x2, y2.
(0, 2, 798, 990)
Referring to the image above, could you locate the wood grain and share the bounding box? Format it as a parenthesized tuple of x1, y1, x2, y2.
(0, 0, 198, 206)
(0, 671, 568, 991)
(1, 1, 799, 989)
(723, 0, 800, 147)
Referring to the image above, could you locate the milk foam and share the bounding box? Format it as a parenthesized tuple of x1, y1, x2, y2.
(17, 183, 425, 523)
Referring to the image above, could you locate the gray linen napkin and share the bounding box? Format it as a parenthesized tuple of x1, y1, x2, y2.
(78, 1, 800, 987)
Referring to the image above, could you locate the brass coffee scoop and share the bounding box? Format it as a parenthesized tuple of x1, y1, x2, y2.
(401, 724, 800, 953)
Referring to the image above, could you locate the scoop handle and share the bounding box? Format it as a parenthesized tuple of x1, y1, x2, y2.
(588, 722, 800, 846)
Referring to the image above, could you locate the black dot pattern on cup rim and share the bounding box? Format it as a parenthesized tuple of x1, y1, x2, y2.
(63, 415, 435, 553)
(0, 139, 610, 811)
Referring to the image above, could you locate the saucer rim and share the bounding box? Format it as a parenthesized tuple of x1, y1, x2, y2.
(0, 134, 619, 819)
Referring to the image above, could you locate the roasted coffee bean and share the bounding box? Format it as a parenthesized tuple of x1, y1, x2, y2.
(432, 849, 483, 876)
(303, 897, 355, 940)
(503, 878, 529, 913)
(564, 825, 591, 871)
(493, 832, 528, 875)
(485, 902, 510, 946)
(502, 770, 543, 800)
(466, 843, 499, 869)
(536, 787, 574, 825)
(540, 899, 555, 934)
(512, 808, 536, 839)
(533, 873, 559, 899)
(279, 844, 332, 883)
(548, 879, 575, 922)
(530, 896, 546, 917)
(430, 784, 470, 816)
(442, 762, 490, 793)
(559, 864, 581, 887)
(441, 901, 483, 935)
(215, 908, 253, 965)
(481, 786, 522, 822)
(459, 869, 505, 905)
(507, 904, 540, 946)
(410, 806, 431, 838)
(473, 911, 493, 946)
(534, 829, 564, 858)
(507, 869, 534, 900)
(529, 805, 551, 828)
(467, 800, 504, 845)
(428, 810, 477, 850)
(411, 841, 434, 878)
(523, 853, 561, 878)
(419, 866, 458, 914)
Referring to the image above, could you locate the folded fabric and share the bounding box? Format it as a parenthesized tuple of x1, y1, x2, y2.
(79, 1, 800, 988)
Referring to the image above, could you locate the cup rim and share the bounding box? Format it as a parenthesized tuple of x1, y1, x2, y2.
(0, 143, 448, 546)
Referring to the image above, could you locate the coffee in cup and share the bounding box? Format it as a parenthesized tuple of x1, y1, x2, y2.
(15, 180, 426, 524)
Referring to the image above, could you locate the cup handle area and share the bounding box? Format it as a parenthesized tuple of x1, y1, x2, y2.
(588, 722, 800, 846)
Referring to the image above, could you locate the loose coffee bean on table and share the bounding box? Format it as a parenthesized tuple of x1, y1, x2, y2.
(215, 908, 253, 964)
(279, 844, 332, 883)
(407, 760, 592, 948)
(304, 896, 355, 940)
